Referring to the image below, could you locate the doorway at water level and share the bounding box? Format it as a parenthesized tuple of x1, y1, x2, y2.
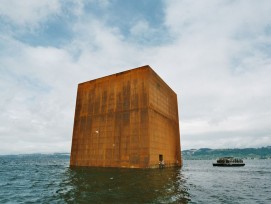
(159, 154, 163, 162)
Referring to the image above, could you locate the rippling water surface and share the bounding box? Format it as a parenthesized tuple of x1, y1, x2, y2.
(0, 154, 270, 203)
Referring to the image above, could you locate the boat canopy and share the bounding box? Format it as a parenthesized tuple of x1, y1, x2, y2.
(217, 157, 243, 164)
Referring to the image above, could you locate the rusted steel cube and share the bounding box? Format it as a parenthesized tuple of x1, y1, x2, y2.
(70, 65, 181, 168)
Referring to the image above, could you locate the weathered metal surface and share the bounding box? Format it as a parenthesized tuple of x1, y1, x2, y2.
(70, 65, 182, 168)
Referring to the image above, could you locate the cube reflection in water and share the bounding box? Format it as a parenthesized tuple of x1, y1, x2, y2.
(70, 65, 182, 168)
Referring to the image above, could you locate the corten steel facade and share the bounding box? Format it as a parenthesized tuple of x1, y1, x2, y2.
(70, 65, 181, 168)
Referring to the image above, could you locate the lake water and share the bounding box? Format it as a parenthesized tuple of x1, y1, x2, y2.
(0, 154, 270, 203)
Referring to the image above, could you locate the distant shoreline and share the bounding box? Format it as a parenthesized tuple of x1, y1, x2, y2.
(1, 146, 271, 159)
(182, 146, 271, 160)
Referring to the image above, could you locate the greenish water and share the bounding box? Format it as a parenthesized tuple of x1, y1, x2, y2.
(0, 154, 270, 203)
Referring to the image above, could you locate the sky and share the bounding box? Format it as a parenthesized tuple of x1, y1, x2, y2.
(1, 0, 271, 154)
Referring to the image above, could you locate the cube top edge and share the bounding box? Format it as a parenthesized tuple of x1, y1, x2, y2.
(78, 65, 151, 85)
(77, 65, 177, 96)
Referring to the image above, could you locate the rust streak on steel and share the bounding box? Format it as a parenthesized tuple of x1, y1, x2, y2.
(70, 65, 182, 168)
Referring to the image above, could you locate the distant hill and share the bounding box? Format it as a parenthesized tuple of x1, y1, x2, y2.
(182, 146, 271, 160)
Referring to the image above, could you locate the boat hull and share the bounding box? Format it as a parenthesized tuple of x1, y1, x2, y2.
(213, 163, 245, 167)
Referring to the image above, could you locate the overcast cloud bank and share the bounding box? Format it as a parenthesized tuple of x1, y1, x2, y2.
(0, 0, 271, 154)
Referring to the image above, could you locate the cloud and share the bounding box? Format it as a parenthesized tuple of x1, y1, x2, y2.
(0, 0, 271, 154)
(0, 6, 146, 154)
(0, 38, 77, 154)
(157, 0, 271, 149)
(0, 0, 61, 27)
